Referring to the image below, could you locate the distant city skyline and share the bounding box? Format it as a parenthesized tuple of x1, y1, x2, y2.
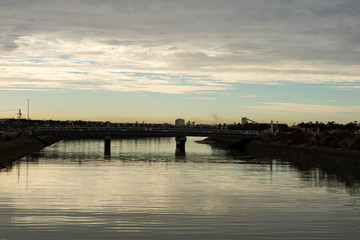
(1, 0, 359, 124)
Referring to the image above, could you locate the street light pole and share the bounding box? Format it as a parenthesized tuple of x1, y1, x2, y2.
(27, 99, 29, 120)
(27, 99, 30, 128)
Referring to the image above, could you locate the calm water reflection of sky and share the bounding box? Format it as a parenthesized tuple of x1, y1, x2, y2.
(1, 137, 360, 240)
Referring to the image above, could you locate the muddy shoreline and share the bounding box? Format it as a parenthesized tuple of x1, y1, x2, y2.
(0, 135, 61, 169)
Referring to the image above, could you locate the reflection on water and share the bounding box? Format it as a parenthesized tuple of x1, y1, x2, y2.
(245, 146, 360, 194)
(1, 137, 360, 240)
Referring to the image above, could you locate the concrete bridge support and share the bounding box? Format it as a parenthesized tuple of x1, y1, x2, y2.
(175, 136, 187, 151)
(104, 136, 111, 156)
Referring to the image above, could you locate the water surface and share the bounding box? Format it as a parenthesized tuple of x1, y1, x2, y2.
(1, 137, 360, 239)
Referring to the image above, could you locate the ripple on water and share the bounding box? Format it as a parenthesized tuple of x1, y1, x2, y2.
(0, 137, 360, 240)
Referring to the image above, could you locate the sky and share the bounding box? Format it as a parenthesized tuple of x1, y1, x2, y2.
(0, 0, 359, 125)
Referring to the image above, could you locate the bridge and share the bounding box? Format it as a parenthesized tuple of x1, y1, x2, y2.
(31, 127, 259, 156)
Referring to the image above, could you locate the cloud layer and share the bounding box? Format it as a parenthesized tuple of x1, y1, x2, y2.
(1, 0, 359, 94)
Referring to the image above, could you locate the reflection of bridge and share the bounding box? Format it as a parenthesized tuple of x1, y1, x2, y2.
(31, 127, 258, 155)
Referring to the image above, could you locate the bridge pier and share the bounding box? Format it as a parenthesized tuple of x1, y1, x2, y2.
(175, 136, 187, 151)
(104, 136, 111, 156)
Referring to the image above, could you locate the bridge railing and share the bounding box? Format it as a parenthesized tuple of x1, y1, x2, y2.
(30, 127, 259, 137)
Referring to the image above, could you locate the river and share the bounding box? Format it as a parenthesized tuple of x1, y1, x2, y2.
(1, 137, 360, 240)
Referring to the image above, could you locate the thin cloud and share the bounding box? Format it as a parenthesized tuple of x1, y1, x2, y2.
(0, 88, 51, 92)
(329, 86, 360, 91)
(237, 95, 268, 98)
(183, 97, 216, 100)
(249, 102, 360, 114)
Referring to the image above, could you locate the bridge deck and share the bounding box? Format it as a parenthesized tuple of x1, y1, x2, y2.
(31, 127, 259, 139)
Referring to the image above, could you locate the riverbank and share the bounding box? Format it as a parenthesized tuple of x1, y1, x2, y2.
(195, 137, 253, 148)
(196, 137, 360, 163)
(0, 134, 61, 168)
(246, 140, 360, 163)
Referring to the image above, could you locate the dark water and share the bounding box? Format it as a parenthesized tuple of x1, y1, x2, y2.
(1, 137, 360, 240)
